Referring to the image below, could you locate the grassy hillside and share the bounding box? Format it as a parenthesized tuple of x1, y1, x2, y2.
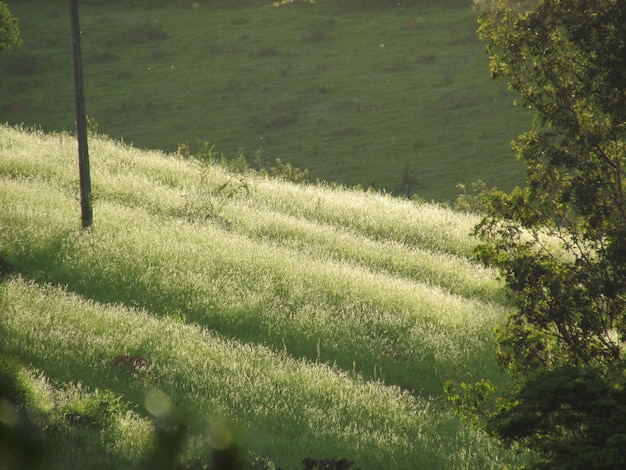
(0, 0, 531, 201)
(0, 125, 531, 468)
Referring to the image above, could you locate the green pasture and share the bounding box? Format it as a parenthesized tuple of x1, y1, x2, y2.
(0, 125, 531, 468)
(0, 0, 531, 200)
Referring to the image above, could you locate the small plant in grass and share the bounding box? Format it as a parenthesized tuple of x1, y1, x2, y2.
(61, 387, 128, 429)
(259, 158, 309, 183)
(454, 179, 487, 213)
(178, 142, 253, 225)
(182, 141, 309, 184)
(178, 141, 221, 166)
(86, 115, 100, 137)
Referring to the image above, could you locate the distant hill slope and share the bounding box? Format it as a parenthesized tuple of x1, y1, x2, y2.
(0, 0, 531, 201)
(0, 125, 528, 469)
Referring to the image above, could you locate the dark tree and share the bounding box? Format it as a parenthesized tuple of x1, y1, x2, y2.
(448, 1, 626, 467)
(0, 1, 20, 53)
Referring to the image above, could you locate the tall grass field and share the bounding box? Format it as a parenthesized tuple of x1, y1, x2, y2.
(0, 124, 531, 468)
(0, 0, 531, 201)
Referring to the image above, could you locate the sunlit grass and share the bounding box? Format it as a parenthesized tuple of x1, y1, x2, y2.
(12, 367, 153, 468)
(1, 124, 505, 305)
(1, 176, 505, 392)
(2, 277, 518, 469)
(0, 125, 525, 468)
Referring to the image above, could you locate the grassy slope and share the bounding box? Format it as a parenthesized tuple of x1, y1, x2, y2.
(0, 125, 529, 468)
(0, 0, 531, 201)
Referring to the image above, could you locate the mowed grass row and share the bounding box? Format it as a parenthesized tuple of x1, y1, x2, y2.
(0, 175, 503, 396)
(0, 126, 523, 467)
(0, 126, 509, 394)
(1, 278, 520, 469)
(1, 125, 503, 303)
(2, 126, 480, 255)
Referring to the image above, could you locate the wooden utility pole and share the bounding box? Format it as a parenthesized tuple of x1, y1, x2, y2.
(70, 0, 93, 228)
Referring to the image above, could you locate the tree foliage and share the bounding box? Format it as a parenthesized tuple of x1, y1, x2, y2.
(453, 0, 626, 466)
(489, 364, 626, 469)
(0, 1, 20, 53)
